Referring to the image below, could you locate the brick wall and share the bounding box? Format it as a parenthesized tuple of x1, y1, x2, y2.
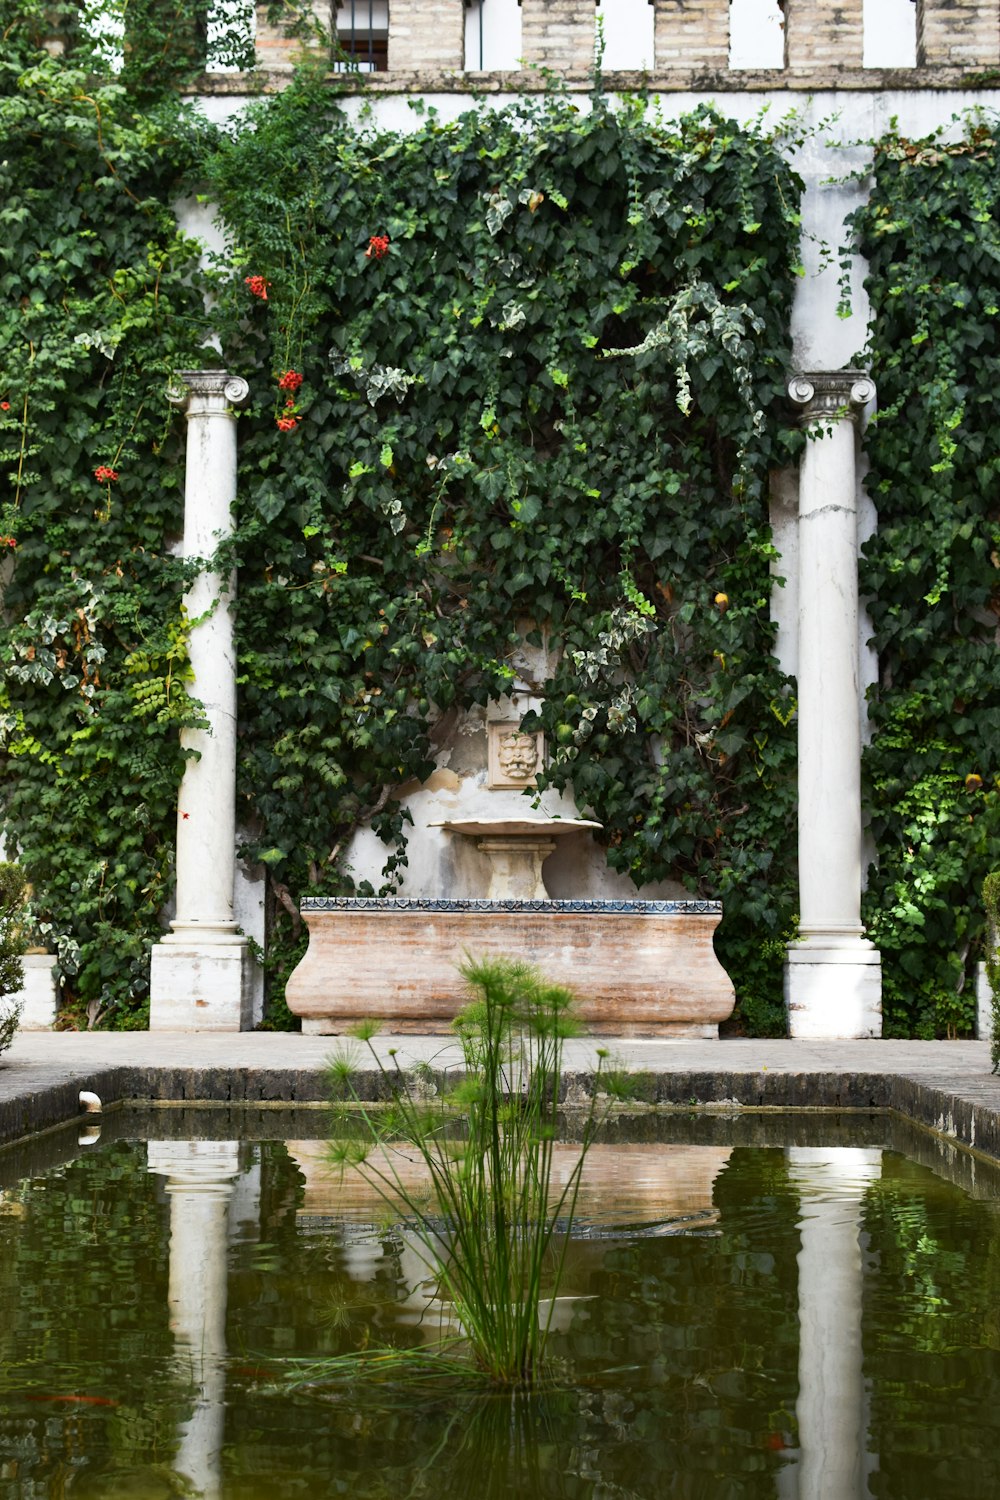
(521, 0, 596, 71)
(783, 0, 863, 69)
(653, 0, 729, 70)
(254, 0, 1000, 79)
(388, 0, 465, 70)
(255, 2, 331, 69)
(918, 0, 1000, 65)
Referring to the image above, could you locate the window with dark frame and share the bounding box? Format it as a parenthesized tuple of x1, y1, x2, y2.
(335, 0, 388, 72)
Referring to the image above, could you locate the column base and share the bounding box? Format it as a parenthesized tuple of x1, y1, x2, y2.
(149, 939, 252, 1031)
(9, 953, 59, 1029)
(784, 933, 882, 1039)
(161, 918, 245, 946)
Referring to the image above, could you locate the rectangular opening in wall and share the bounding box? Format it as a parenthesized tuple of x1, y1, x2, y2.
(82, 0, 125, 71)
(595, 0, 655, 70)
(206, 0, 255, 71)
(729, 0, 785, 70)
(863, 0, 916, 67)
(84, 0, 254, 75)
(464, 0, 522, 69)
(335, 0, 388, 71)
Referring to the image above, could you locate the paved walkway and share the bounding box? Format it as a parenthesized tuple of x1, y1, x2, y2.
(3, 1028, 998, 1081)
(3, 1031, 1000, 1161)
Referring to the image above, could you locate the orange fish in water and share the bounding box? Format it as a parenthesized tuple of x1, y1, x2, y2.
(25, 1394, 119, 1407)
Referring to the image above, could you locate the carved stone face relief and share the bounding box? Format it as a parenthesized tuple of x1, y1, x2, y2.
(487, 721, 545, 789)
(498, 732, 538, 779)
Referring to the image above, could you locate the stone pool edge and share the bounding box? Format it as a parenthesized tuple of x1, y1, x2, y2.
(3, 1037, 1000, 1165)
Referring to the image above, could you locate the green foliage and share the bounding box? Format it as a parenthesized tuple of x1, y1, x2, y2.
(0, 861, 27, 1054)
(849, 123, 1000, 1037)
(323, 956, 610, 1388)
(984, 872, 1000, 1072)
(0, 0, 255, 93)
(0, 860, 26, 993)
(207, 83, 803, 1026)
(0, 23, 218, 1023)
(1, 14, 804, 1031)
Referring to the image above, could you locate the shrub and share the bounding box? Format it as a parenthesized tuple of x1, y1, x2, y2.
(0, 863, 28, 1058)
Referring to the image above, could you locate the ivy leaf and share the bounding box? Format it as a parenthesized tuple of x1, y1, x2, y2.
(257, 847, 288, 866)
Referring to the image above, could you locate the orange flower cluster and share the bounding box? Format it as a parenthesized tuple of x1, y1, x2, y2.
(365, 234, 390, 261)
(94, 465, 119, 483)
(244, 274, 270, 300)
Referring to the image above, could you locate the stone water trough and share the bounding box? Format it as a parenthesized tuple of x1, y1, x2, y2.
(285, 894, 735, 1038)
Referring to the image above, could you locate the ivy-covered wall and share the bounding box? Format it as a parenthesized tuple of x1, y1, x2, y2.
(0, 9, 221, 1026)
(207, 81, 803, 1029)
(3, 0, 998, 1038)
(851, 125, 1000, 1038)
(0, 0, 803, 1030)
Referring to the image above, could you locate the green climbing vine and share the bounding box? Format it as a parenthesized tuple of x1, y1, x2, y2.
(206, 80, 804, 1032)
(849, 122, 1000, 1038)
(1, 0, 806, 1031)
(0, 1, 220, 1026)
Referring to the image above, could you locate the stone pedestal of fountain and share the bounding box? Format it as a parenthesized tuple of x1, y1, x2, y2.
(286, 893, 734, 1038)
(433, 816, 603, 901)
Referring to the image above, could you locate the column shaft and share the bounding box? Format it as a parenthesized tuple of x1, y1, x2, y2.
(797, 413, 863, 935)
(787, 1147, 881, 1500)
(149, 371, 252, 1031)
(172, 379, 242, 938)
(785, 373, 881, 1039)
(149, 1142, 240, 1500)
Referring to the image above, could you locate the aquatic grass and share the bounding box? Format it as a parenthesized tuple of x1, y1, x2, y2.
(323, 956, 613, 1388)
(281, 1343, 481, 1396)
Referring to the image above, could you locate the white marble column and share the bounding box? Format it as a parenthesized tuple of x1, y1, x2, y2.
(150, 371, 251, 1031)
(787, 1147, 881, 1500)
(148, 1141, 240, 1500)
(784, 372, 882, 1039)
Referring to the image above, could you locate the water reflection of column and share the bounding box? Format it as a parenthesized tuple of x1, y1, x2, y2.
(786, 1147, 881, 1500)
(148, 1142, 240, 1500)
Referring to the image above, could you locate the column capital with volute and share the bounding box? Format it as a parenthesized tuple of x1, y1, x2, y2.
(167, 369, 250, 417)
(788, 370, 875, 426)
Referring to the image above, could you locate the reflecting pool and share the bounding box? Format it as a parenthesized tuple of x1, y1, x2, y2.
(1, 1109, 999, 1499)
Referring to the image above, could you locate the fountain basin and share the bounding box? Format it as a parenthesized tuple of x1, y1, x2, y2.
(431, 815, 603, 900)
(285, 897, 735, 1037)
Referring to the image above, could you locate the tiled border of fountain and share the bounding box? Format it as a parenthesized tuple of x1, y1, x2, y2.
(299, 897, 723, 914)
(285, 896, 735, 1037)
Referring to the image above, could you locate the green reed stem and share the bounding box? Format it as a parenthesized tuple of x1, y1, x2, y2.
(324, 955, 609, 1388)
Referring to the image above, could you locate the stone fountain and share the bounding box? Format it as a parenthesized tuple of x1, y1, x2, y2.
(285, 694, 735, 1036)
(431, 815, 602, 900)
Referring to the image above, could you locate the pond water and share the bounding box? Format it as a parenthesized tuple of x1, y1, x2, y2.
(1, 1108, 1000, 1499)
